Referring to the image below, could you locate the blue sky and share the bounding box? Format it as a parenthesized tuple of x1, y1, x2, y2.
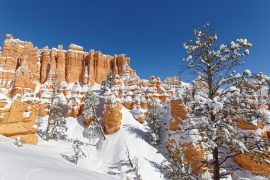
(0, 0, 269, 81)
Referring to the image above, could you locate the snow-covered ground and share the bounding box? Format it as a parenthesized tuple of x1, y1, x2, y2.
(0, 135, 116, 180)
(1, 92, 267, 180)
(0, 107, 166, 180)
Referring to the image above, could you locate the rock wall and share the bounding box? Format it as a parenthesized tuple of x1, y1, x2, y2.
(39, 45, 134, 85)
(234, 154, 270, 176)
(0, 34, 136, 144)
(233, 116, 270, 176)
(0, 34, 135, 88)
(0, 34, 39, 94)
(0, 99, 39, 144)
(0, 37, 188, 174)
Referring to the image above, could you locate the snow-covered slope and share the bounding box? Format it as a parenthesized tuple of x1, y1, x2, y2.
(0, 136, 116, 180)
(0, 107, 166, 180)
(76, 107, 165, 179)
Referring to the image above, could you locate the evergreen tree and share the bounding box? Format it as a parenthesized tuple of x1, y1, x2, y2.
(146, 99, 162, 146)
(46, 95, 67, 141)
(101, 71, 114, 91)
(182, 23, 269, 179)
(126, 145, 143, 180)
(14, 136, 23, 147)
(45, 73, 67, 141)
(161, 147, 196, 180)
(83, 89, 99, 121)
(83, 89, 106, 146)
(71, 139, 86, 165)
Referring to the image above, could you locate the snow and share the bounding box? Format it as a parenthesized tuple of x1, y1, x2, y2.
(23, 111, 31, 118)
(0, 92, 8, 100)
(91, 83, 101, 90)
(33, 106, 166, 180)
(230, 41, 236, 48)
(4, 38, 25, 43)
(1, 102, 166, 179)
(244, 69, 252, 76)
(123, 95, 132, 102)
(0, 67, 15, 73)
(187, 55, 192, 61)
(244, 49, 250, 55)
(0, 68, 269, 180)
(0, 135, 116, 180)
(69, 44, 83, 50)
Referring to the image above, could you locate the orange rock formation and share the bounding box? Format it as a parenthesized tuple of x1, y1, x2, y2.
(103, 91, 122, 134)
(167, 99, 206, 172)
(0, 100, 39, 144)
(0, 34, 135, 144)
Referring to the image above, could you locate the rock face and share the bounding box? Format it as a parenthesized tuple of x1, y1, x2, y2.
(0, 98, 39, 144)
(167, 99, 206, 171)
(0, 34, 135, 89)
(0, 33, 179, 142)
(233, 154, 270, 176)
(233, 118, 270, 176)
(0, 34, 136, 144)
(39, 46, 134, 85)
(229, 85, 270, 176)
(103, 90, 122, 134)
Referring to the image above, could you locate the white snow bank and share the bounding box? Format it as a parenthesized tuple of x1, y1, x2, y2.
(0, 135, 116, 180)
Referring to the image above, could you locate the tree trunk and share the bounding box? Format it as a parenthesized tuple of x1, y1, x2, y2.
(45, 76, 57, 141)
(213, 147, 220, 180)
(45, 118, 51, 141)
(99, 126, 106, 140)
(207, 66, 220, 180)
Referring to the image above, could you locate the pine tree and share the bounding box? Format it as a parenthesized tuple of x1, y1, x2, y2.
(83, 89, 99, 121)
(71, 139, 86, 165)
(132, 157, 142, 180)
(146, 99, 162, 146)
(46, 96, 67, 141)
(83, 89, 106, 146)
(14, 136, 23, 147)
(45, 75, 67, 141)
(101, 71, 114, 91)
(182, 24, 269, 179)
(126, 145, 142, 180)
(161, 147, 196, 180)
(181, 83, 196, 105)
